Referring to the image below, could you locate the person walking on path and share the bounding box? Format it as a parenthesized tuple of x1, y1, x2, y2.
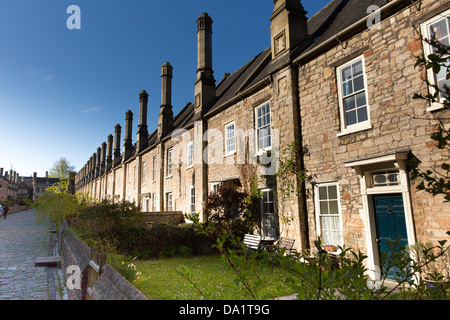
(2, 205, 8, 219)
(0, 203, 2, 219)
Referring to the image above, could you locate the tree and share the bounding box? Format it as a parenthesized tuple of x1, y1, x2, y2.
(49, 156, 75, 180)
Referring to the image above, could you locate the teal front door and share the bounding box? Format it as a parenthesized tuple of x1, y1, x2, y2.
(373, 194, 408, 279)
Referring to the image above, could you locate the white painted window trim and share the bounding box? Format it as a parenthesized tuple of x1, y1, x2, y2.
(152, 193, 158, 212)
(166, 148, 173, 178)
(186, 141, 194, 169)
(189, 186, 195, 214)
(166, 192, 173, 211)
(255, 101, 272, 155)
(313, 182, 344, 249)
(336, 55, 372, 136)
(152, 156, 157, 182)
(224, 121, 236, 157)
(211, 182, 220, 193)
(420, 8, 450, 112)
(141, 161, 146, 186)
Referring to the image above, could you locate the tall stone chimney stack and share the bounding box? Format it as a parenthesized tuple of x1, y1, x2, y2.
(158, 62, 174, 141)
(113, 124, 122, 167)
(106, 134, 113, 171)
(194, 13, 216, 119)
(100, 142, 107, 175)
(123, 110, 133, 161)
(137, 90, 149, 152)
(96, 148, 101, 178)
(270, 0, 308, 60)
(90, 153, 97, 181)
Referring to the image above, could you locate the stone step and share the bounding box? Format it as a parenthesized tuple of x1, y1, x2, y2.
(35, 256, 62, 267)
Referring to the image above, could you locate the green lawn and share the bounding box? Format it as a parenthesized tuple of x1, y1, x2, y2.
(130, 255, 295, 300)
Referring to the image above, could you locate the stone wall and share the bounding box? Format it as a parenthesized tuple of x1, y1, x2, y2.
(297, 0, 450, 253)
(61, 230, 147, 300)
(143, 211, 185, 227)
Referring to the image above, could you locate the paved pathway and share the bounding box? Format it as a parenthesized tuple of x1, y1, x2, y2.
(0, 209, 66, 300)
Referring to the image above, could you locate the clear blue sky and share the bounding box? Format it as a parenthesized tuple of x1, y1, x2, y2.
(0, 0, 331, 177)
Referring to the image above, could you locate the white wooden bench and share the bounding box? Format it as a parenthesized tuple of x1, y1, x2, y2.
(243, 234, 262, 251)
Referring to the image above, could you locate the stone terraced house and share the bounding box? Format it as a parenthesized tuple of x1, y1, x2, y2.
(75, 0, 450, 281)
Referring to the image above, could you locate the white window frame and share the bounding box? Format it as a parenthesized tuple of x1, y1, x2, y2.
(143, 196, 150, 212)
(189, 186, 195, 215)
(152, 156, 157, 182)
(225, 121, 236, 156)
(255, 101, 272, 154)
(211, 182, 220, 194)
(166, 192, 173, 211)
(420, 9, 450, 111)
(187, 142, 194, 168)
(261, 189, 275, 216)
(166, 148, 173, 177)
(141, 162, 146, 186)
(260, 188, 278, 241)
(314, 182, 344, 248)
(152, 193, 158, 212)
(336, 55, 372, 136)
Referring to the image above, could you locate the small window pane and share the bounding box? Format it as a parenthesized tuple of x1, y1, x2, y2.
(357, 106, 368, 122)
(430, 19, 448, 39)
(320, 201, 329, 215)
(328, 185, 337, 200)
(344, 96, 356, 111)
(342, 81, 353, 96)
(374, 175, 386, 184)
(356, 92, 367, 107)
(352, 61, 363, 76)
(346, 110, 357, 126)
(342, 66, 352, 81)
(353, 75, 364, 92)
(329, 200, 339, 214)
(319, 187, 327, 199)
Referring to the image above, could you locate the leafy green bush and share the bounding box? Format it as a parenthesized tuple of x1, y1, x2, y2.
(203, 184, 260, 246)
(112, 223, 213, 259)
(70, 200, 213, 258)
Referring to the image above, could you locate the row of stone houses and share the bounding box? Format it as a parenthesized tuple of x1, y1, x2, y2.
(75, 0, 449, 280)
(0, 168, 60, 201)
(0, 168, 19, 202)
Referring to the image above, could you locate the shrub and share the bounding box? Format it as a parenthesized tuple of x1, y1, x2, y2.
(203, 184, 259, 245)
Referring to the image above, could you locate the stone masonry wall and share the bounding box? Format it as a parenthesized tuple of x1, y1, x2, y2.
(298, 0, 450, 251)
(61, 230, 147, 300)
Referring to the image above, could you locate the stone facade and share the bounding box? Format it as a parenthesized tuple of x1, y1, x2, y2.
(0, 169, 58, 201)
(75, 0, 450, 280)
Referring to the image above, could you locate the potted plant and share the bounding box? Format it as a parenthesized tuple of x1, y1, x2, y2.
(323, 244, 338, 253)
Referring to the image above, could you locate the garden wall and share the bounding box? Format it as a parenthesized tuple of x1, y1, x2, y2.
(61, 230, 147, 300)
(143, 211, 185, 227)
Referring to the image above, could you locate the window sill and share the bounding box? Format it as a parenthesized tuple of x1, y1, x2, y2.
(165, 175, 173, 179)
(256, 147, 273, 157)
(186, 165, 193, 170)
(427, 102, 445, 112)
(337, 122, 372, 137)
(223, 152, 236, 158)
